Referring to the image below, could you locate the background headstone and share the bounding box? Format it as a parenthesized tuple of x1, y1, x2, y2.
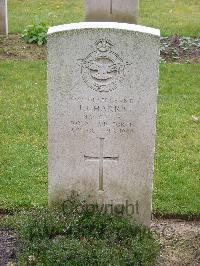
(85, 0, 139, 24)
(48, 22, 160, 226)
(0, 0, 8, 35)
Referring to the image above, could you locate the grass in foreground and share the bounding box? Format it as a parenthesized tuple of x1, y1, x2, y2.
(8, 0, 200, 36)
(15, 199, 158, 265)
(0, 61, 199, 217)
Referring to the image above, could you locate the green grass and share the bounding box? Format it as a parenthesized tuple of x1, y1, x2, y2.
(8, 0, 84, 34)
(8, 0, 200, 36)
(0, 61, 47, 210)
(0, 61, 199, 217)
(140, 0, 200, 36)
(154, 64, 200, 217)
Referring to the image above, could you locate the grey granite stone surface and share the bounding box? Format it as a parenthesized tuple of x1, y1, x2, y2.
(0, 0, 8, 35)
(48, 22, 160, 226)
(84, 0, 139, 24)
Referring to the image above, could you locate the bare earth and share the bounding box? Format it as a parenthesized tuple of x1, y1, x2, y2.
(0, 217, 199, 266)
(152, 219, 200, 266)
(0, 228, 17, 266)
(0, 34, 46, 60)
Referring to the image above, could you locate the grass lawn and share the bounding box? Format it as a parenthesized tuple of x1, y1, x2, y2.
(0, 61, 199, 217)
(154, 64, 200, 217)
(0, 61, 47, 210)
(8, 0, 200, 36)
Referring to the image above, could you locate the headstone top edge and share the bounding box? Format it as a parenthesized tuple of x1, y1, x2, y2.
(48, 22, 160, 37)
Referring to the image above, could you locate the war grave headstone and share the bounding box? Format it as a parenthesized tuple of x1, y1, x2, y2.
(48, 20, 160, 226)
(85, 0, 139, 24)
(0, 0, 8, 35)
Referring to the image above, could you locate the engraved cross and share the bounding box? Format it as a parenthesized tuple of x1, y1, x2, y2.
(84, 138, 119, 191)
(110, 0, 113, 14)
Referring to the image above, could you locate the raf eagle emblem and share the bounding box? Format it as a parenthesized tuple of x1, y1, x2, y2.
(80, 39, 126, 93)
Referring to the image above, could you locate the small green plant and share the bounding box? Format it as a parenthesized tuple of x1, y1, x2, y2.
(16, 198, 159, 265)
(160, 36, 200, 62)
(22, 23, 48, 45)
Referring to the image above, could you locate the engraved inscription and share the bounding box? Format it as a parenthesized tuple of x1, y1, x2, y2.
(84, 138, 119, 191)
(81, 39, 126, 92)
(68, 96, 136, 136)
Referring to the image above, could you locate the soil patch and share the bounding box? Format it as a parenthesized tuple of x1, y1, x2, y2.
(0, 228, 18, 266)
(0, 34, 199, 63)
(0, 34, 46, 60)
(151, 219, 200, 266)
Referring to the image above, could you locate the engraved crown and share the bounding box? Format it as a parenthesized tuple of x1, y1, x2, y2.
(95, 39, 113, 52)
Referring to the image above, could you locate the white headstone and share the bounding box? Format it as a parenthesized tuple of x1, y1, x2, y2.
(85, 0, 139, 24)
(0, 0, 8, 35)
(48, 22, 160, 226)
